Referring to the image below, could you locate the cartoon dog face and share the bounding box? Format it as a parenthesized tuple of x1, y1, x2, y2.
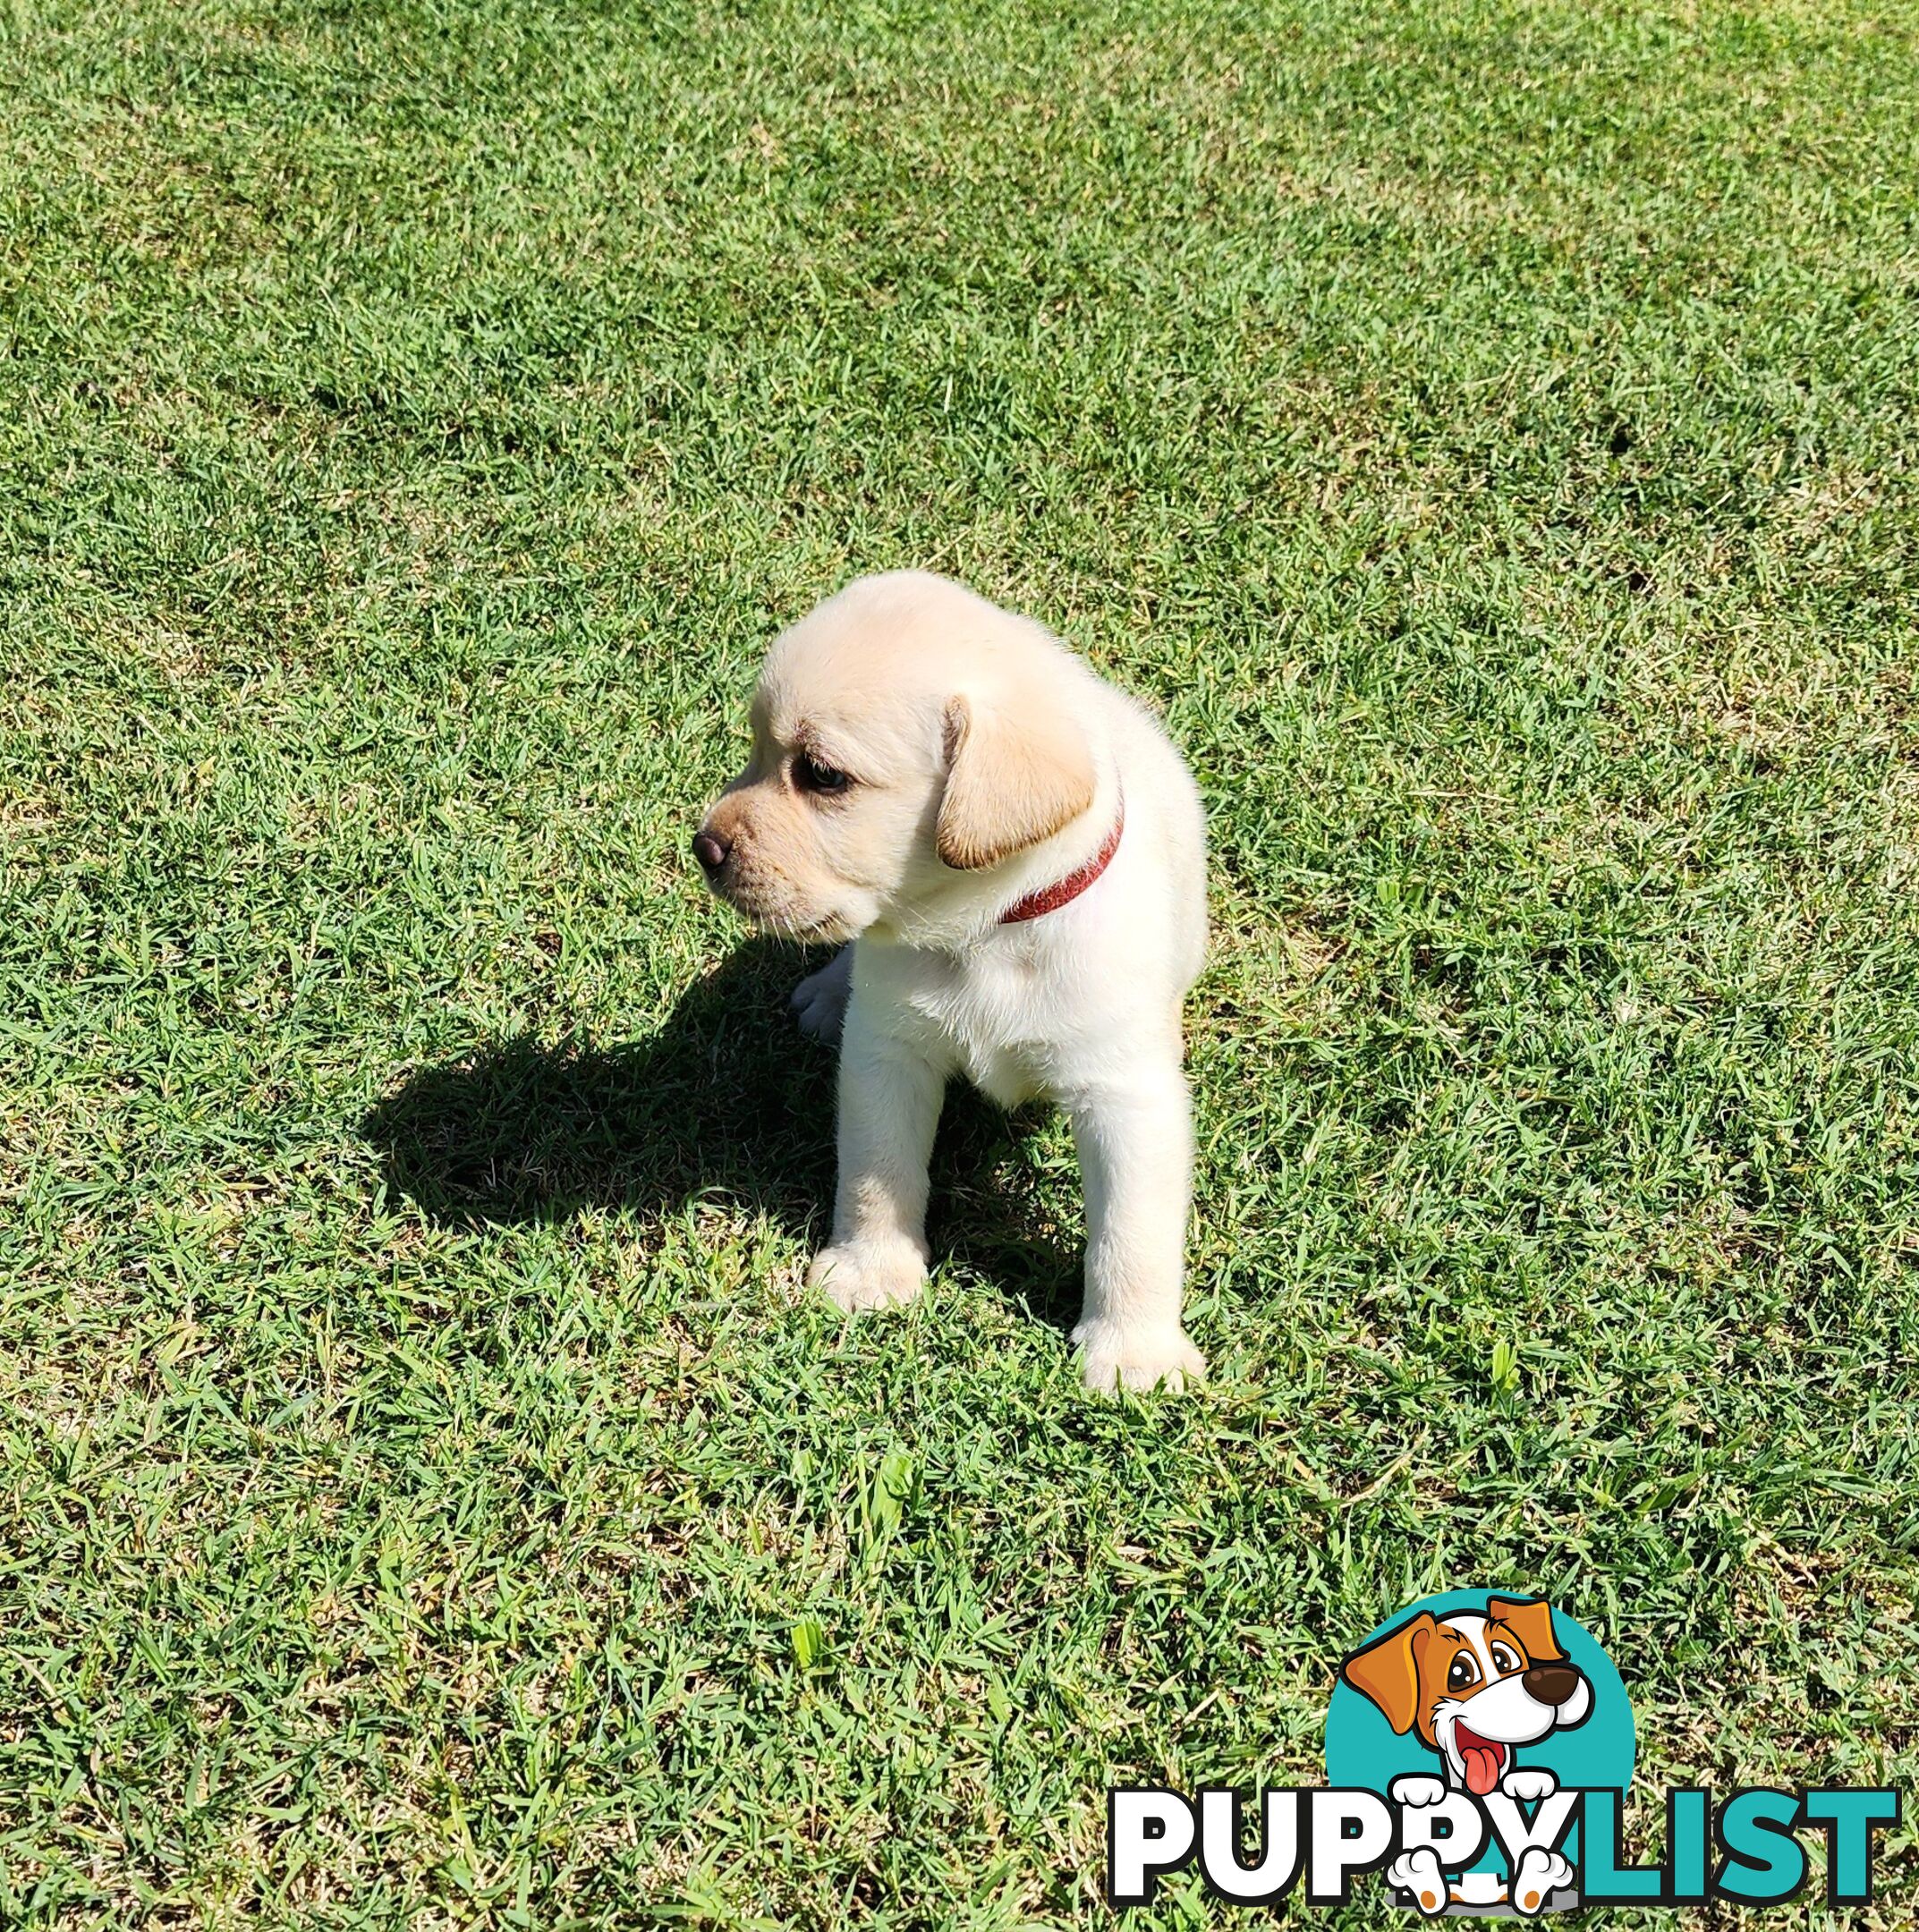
(1341, 1597, 1592, 1796)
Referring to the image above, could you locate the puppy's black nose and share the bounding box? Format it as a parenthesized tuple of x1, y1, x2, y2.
(692, 830, 730, 874)
(1523, 1665, 1581, 1707)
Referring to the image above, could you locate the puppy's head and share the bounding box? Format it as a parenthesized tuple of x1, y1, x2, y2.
(693, 572, 1096, 941)
(1340, 1598, 1592, 1796)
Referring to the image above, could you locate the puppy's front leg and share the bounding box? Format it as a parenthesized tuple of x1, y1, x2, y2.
(789, 943, 853, 1044)
(1067, 1062, 1206, 1394)
(806, 998, 943, 1313)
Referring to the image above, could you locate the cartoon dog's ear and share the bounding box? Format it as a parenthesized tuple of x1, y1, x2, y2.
(1489, 1597, 1564, 1665)
(1340, 1612, 1436, 1735)
(937, 693, 1096, 871)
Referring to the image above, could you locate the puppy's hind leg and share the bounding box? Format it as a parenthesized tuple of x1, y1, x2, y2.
(790, 943, 853, 1045)
(1509, 1846, 1574, 1917)
(1386, 1850, 1449, 1919)
(1066, 1058, 1206, 1394)
(807, 997, 944, 1313)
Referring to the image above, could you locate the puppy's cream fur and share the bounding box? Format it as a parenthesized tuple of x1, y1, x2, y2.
(697, 571, 1207, 1393)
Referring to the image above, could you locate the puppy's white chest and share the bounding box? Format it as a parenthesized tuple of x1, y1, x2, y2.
(959, 1041, 1044, 1107)
(897, 952, 1052, 1106)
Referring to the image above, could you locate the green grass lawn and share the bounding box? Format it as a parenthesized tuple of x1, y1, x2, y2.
(4, 0, 1917, 1924)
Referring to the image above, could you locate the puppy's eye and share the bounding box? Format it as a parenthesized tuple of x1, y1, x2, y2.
(1447, 1654, 1481, 1691)
(795, 755, 851, 796)
(1490, 1643, 1522, 1675)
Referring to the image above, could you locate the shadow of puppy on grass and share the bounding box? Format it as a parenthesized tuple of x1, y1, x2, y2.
(362, 936, 1082, 1332)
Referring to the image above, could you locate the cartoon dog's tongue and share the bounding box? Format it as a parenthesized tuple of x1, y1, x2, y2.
(1456, 1724, 1506, 1796)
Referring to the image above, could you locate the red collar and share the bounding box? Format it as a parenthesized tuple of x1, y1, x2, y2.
(999, 801, 1125, 924)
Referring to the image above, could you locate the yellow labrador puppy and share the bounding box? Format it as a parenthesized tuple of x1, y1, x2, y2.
(693, 572, 1207, 1393)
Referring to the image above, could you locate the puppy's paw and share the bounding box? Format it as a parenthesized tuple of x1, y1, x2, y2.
(808, 1240, 926, 1313)
(789, 947, 853, 1045)
(1509, 1845, 1573, 1917)
(1387, 1849, 1449, 1919)
(1500, 1767, 1558, 1804)
(1389, 1774, 1448, 1809)
(1073, 1321, 1206, 1395)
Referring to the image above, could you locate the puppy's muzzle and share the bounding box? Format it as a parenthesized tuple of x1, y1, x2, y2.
(1522, 1665, 1583, 1707)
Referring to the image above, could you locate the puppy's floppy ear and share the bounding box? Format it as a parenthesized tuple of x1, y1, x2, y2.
(936, 692, 1096, 871)
(1489, 1597, 1564, 1665)
(1340, 1612, 1435, 1735)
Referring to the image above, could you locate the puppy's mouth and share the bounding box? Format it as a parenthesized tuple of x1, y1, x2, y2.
(1452, 1723, 1509, 1797)
(692, 824, 864, 944)
(706, 877, 850, 945)
(756, 908, 853, 944)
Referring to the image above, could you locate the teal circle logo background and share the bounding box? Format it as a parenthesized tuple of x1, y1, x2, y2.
(1324, 1590, 1635, 1868)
